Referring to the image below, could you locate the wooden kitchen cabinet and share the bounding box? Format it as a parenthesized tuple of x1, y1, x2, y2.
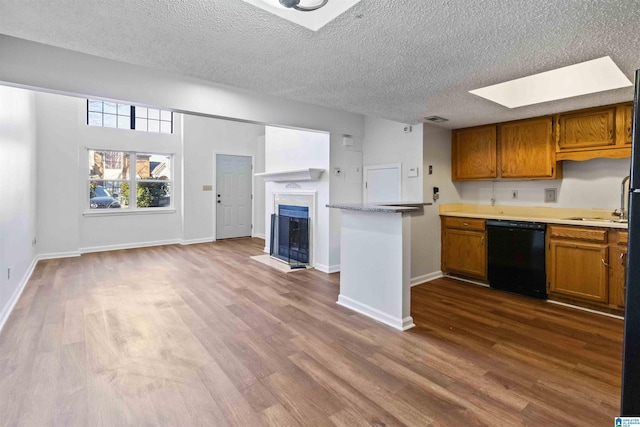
(547, 225, 609, 304)
(609, 230, 628, 308)
(452, 125, 497, 181)
(441, 217, 487, 279)
(556, 104, 631, 161)
(499, 117, 560, 179)
(616, 102, 634, 146)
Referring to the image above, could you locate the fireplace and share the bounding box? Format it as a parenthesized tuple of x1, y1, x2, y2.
(269, 191, 316, 268)
(270, 205, 310, 267)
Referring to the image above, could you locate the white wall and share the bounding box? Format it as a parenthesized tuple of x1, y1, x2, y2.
(182, 114, 265, 243)
(264, 126, 331, 271)
(363, 116, 424, 202)
(0, 86, 38, 330)
(457, 158, 631, 210)
(329, 135, 364, 269)
(420, 124, 460, 281)
(36, 92, 183, 255)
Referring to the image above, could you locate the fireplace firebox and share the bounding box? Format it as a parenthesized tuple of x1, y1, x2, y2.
(270, 205, 310, 268)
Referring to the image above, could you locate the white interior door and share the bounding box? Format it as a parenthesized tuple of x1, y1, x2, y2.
(216, 154, 253, 239)
(364, 163, 401, 203)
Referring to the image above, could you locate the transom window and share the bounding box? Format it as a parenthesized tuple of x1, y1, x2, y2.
(87, 100, 173, 134)
(88, 150, 173, 211)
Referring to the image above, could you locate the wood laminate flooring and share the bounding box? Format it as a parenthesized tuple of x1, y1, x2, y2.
(0, 238, 623, 426)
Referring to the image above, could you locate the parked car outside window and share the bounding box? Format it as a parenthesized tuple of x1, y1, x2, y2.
(89, 185, 121, 209)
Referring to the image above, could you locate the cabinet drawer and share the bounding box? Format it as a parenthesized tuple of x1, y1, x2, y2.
(619, 232, 628, 245)
(443, 217, 486, 231)
(548, 225, 607, 242)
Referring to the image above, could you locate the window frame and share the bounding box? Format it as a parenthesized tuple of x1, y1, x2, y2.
(86, 100, 173, 134)
(85, 148, 175, 216)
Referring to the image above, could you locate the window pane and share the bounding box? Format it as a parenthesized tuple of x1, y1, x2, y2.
(89, 150, 130, 179)
(89, 181, 128, 209)
(134, 117, 147, 131)
(160, 121, 172, 134)
(88, 100, 103, 112)
(103, 113, 117, 128)
(148, 109, 160, 120)
(117, 103, 131, 116)
(88, 112, 103, 126)
(136, 182, 171, 208)
(117, 115, 130, 129)
(147, 119, 160, 133)
(135, 107, 148, 118)
(103, 102, 117, 114)
(160, 110, 172, 121)
(144, 153, 172, 180)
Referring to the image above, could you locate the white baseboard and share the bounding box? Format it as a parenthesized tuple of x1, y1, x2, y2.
(0, 255, 39, 335)
(253, 233, 266, 240)
(314, 263, 340, 274)
(180, 238, 214, 246)
(337, 294, 415, 331)
(547, 300, 624, 320)
(411, 271, 443, 287)
(79, 239, 181, 254)
(38, 251, 81, 260)
(263, 246, 269, 254)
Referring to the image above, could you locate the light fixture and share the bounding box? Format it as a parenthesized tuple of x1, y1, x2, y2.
(279, 0, 328, 12)
(243, 0, 362, 31)
(469, 56, 633, 108)
(262, 0, 328, 12)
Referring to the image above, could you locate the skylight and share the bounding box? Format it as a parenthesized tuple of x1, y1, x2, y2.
(469, 56, 633, 108)
(241, 0, 362, 31)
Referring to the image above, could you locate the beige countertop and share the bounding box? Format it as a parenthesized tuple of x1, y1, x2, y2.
(439, 203, 628, 229)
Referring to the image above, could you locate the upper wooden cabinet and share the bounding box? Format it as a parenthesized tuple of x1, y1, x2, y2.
(452, 119, 560, 181)
(616, 102, 634, 146)
(452, 125, 497, 181)
(499, 117, 558, 179)
(556, 103, 632, 161)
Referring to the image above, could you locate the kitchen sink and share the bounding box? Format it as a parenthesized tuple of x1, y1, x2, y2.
(562, 216, 628, 223)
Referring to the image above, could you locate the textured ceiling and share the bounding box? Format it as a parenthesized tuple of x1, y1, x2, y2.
(1, 0, 640, 129)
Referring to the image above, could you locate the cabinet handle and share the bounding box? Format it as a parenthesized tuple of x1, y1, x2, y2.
(621, 252, 626, 265)
(609, 129, 613, 138)
(601, 258, 610, 267)
(463, 222, 469, 226)
(628, 127, 632, 138)
(481, 236, 485, 243)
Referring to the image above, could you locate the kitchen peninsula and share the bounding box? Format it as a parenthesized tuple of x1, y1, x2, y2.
(327, 202, 431, 331)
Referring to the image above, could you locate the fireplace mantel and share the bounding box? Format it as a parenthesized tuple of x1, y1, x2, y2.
(255, 168, 324, 183)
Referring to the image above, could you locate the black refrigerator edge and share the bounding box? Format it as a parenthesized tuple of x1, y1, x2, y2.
(621, 68, 640, 415)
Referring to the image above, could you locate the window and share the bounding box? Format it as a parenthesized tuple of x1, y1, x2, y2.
(88, 150, 173, 211)
(87, 100, 173, 134)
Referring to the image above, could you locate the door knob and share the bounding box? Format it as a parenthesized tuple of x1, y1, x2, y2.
(217, 200, 221, 203)
(217, 194, 221, 198)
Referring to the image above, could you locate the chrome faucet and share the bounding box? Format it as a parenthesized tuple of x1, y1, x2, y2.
(613, 175, 630, 220)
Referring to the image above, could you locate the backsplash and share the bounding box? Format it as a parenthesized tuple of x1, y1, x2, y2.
(456, 157, 631, 210)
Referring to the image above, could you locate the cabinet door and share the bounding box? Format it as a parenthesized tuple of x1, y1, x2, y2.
(443, 229, 487, 279)
(616, 103, 633, 146)
(609, 245, 627, 308)
(452, 125, 497, 181)
(549, 240, 609, 302)
(500, 117, 555, 178)
(557, 107, 615, 151)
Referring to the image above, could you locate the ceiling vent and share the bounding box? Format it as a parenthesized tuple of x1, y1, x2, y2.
(424, 116, 449, 123)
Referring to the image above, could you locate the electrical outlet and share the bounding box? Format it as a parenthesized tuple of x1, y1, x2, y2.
(545, 188, 557, 203)
(512, 190, 518, 199)
(7, 268, 10, 280)
(32, 237, 37, 247)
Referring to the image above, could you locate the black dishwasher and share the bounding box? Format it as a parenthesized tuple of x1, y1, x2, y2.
(487, 220, 547, 299)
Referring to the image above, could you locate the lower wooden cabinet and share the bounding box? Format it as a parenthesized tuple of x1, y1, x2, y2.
(547, 225, 627, 313)
(441, 217, 487, 279)
(609, 230, 628, 309)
